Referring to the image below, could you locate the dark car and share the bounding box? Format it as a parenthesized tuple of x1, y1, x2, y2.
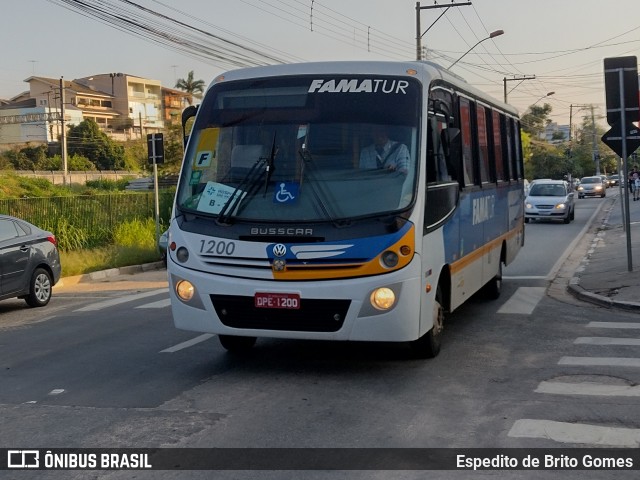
(0, 215, 62, 307)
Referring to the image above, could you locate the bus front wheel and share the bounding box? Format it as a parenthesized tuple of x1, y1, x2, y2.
(409, 287, 444, 359)
(219, 335, 257, 352)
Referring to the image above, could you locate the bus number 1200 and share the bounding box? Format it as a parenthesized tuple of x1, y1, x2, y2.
(199, 239, 236, 255)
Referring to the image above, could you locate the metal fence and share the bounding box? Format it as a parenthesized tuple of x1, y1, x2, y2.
(0, 192, 174, 248)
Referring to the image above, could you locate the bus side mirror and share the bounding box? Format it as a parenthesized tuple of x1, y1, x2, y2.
(182, 105, 199, 147)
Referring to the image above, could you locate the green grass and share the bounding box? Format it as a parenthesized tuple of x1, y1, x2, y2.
(60, 245, 162, 277)
(59, 218, 164, 277)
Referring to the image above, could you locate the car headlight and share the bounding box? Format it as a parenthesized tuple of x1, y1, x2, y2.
(577, 186, 584, 191)
(525, 202, 533, 209)
(555, 203, 566, 209)
(595, 186, 602, 191)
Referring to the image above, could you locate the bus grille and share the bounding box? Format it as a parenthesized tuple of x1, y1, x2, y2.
(211, 295, 350, 332)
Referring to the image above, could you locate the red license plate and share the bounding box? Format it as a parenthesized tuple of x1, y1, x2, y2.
(254, 292, 301, 309)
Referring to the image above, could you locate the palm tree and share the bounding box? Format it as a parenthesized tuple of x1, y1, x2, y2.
(175, 70, 205, 105)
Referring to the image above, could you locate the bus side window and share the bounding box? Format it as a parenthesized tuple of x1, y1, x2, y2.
(476, 104, 490, 184)
(459, 97, 474, 187)
(427, 89, 457, 183)
(492, 110, 506, 182)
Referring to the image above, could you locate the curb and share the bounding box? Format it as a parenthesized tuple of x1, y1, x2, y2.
(56, 261, 165, 288)
(566, 195, 640, 312)
(567, 281, 640, 311)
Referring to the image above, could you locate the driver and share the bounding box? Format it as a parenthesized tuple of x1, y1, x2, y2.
(359, 125, 409, 174)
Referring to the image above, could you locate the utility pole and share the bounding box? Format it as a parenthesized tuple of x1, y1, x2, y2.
(591, 105, 600, 175)
(60, 77, 68, 186)
(415, 1, 472, 61)
(503, 75, 535, 103)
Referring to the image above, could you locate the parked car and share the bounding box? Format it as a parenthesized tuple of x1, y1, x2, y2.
(607, 174, 620, 186)
(0, 215, 61, 307)
(577, 176, 607, 198)
(525, 180, 575, 224)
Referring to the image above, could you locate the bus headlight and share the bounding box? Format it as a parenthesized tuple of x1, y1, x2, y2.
(370, 287, 396, 310)
(381, 250, 399, 268)
(176, 280, 195, 301)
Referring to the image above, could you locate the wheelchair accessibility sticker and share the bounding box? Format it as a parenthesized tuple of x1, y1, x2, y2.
(273, 182, 299, 204)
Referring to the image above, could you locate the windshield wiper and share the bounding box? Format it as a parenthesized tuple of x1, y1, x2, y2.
(264, 132, 277, 197)
(217, 154, 267, 225)
(297, 147, 342, 223)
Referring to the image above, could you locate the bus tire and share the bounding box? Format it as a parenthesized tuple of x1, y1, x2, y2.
(482, 261, 502, 300)
(219, 335, 257, 352)
(409, 286, 444, 358)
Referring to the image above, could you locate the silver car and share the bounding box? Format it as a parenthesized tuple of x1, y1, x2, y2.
(0, 215, 62, 307)
(525, 180, 575, 224)
(577, 176, 606, 198)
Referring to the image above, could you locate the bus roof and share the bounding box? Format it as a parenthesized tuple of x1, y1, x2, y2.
(207, 60, 519, 117)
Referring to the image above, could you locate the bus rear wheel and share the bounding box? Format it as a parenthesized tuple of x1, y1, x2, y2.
(219, 335, 257, 352)
(409, 287, 444, 359)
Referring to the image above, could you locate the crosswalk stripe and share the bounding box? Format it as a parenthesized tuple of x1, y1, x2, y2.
(74, 288, 168, 312)
(508, 419, 640, 447)
(135, 298, 171, 309)
(558, 356, 640, 367)
(160, 334, 215, 353)
(536, 381, 640, 397)
(575, 337, 640, 346)
(587, 321, 640, 329)
(497, 287, 546, 314)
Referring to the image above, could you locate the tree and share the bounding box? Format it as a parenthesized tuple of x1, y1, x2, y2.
(67, 119, 125, 170)
(521, 103, 553, 139)
(175, 70, 205, 105)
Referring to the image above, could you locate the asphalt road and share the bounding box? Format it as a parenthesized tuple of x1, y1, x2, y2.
(1, 188, 639, 479)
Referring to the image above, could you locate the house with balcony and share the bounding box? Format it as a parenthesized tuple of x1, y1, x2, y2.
(161, 86, 191, 124)
(0, 73, 170, 147)
(75, 73, 165, 139)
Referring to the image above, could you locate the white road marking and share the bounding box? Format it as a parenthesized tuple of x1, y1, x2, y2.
(587, 321, 640, 329)
(536, 381, 640, 397)
(135, 298, 171, 309)
(160, 334, 215, 353)
(508, 419, 640, 447)
(74, 288, 168, 312)
(502, 276, 546, 280)
(497, 287, 546, 314)
(559, 356, 640, 367)
(48, 389, 65, 395)
(575, 337, 640, 346)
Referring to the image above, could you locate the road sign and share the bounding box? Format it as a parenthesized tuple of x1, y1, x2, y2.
(603, 56, 640, 126)
(601, 121, 640, 158)
(147, 133, 164, 164)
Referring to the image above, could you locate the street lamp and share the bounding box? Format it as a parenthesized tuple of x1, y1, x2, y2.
(532, 91, 555, 106)
(448, 30, 504, 69)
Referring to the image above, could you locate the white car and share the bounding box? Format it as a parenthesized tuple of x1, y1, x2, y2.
(525, 180, 575, 224)
(577, 176, 606, 198)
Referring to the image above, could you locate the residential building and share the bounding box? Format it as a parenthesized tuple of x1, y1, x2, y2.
(0, 72, 171, 147)
(162, 86, 191, 124)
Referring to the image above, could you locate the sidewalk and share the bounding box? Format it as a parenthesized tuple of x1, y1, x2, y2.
(53, 261, 168, 293)
(567, 193, 640, 311)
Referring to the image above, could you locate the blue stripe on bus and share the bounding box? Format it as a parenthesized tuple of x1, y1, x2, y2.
(266, 221, 413, 264)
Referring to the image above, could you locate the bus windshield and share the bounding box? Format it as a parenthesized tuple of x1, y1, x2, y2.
(176, 75, 421, 223)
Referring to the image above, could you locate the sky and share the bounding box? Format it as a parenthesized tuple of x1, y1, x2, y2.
(2, 0, 639, 128)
